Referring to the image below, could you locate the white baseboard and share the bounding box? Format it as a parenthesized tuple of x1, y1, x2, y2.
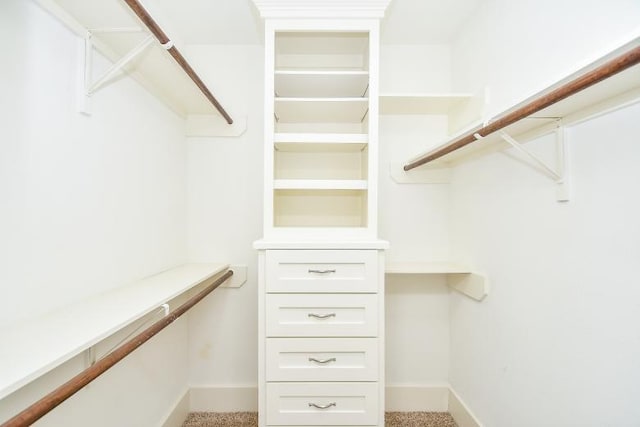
(448, 387, 483, 427)
(385, 385, 449, 411)
(182, 384, 484, 427)
(161, 388, 190, 427)
(189, 385, 258, 412)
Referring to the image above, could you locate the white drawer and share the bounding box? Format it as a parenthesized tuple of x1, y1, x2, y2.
(266, 294, 378, 337)
(266, 250, 378, 293)
(266, 382, 379, 426)
(266, 338, 378, 382)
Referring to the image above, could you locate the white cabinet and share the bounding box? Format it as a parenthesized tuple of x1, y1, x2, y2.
(258, 248, 385, 427)
(253, 4, 390, 425)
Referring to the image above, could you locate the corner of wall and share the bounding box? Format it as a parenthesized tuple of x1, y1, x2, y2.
(161, 388, 190, 427)
(448, 387, 483, 427)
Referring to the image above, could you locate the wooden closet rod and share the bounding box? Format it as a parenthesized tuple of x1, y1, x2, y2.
(122, 0, 234, 124)
(0, 269, 233, 427)
(404, 45, 640, 171)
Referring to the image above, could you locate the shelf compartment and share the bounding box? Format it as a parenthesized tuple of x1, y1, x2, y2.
(275, 145, 368, 180)
(275, 98, 369, 123)
(274, 179, 368, 190)
(379, 93, 474, 115)
(274, 189, 368, 228)
(275, 32, 370, 71)
(275, 70, 369, 97)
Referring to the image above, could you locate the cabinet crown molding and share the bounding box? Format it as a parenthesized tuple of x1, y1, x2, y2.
(251, 0, 392, 18)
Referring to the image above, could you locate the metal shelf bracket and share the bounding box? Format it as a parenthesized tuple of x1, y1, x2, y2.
(496, 122, 571, 202)
(77, 28, 153, 114)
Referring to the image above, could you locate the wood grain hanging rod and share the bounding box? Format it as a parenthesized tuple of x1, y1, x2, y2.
(122, 0, 233, 124)
(0, 269, 233, 427)
(404, 45, 640, 171)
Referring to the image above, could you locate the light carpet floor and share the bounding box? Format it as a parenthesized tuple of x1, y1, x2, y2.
(182, 411, 458, 426)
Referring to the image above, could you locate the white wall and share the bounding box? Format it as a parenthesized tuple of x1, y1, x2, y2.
(452, 0, 640, 118)
(450, 101, 640, 427)
(380, 44, 451, 92)
(448, 1, 640, 425)
(0, 1, 189, 424)
(185, 45, 264, 391)
(379, 44, 454, 395)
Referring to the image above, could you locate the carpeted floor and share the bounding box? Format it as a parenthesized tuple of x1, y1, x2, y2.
(182, 411, 458, 426)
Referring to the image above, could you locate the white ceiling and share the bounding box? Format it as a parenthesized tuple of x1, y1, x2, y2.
(152, 0, 483, 45)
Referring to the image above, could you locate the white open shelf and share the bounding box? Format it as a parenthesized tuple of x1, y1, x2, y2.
(385, 262, 473, 274)
(274, 179, 368, 190)
(274, 133, 368, 152)
(0, 263, 229, 400)
(275, 98, 369, 123)
(379, 93, 474, 115)
(275, 70, 369, 97)
(385, 262, 488, 301)
(37, 0, 227, 118)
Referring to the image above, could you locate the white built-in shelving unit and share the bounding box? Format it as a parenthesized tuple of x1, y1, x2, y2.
(253, 3, 390, 425)
(265, 27, 379, 239)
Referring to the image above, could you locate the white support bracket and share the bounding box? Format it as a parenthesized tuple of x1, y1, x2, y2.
(447, 272, 489, 301)
(84, 346, 96, 368)
(221, 265, 247, 288)
(77, 29, 153, 114)
(497, 123, 571, 202)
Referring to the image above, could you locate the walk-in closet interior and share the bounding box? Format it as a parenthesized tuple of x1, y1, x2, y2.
(1, 0, 640, 426)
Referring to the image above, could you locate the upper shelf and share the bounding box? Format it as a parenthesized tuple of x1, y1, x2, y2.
(275, 32, 370, 71)
(275, 70, 369, 98)
(0, 263, 229, 400)
(405, 38, 640, 169)
(37, 0, 231, 120)
(275, 98, 369, 123)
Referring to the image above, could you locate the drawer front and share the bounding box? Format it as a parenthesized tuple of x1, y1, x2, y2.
(266, 338, 378, 382)
(266, 250, 378, 293)
(266, 294, 378, 337)
(266, 382, 378, 426)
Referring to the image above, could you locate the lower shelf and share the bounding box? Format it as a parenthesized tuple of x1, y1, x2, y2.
(385, 262, 488, 301)
(0, 263, 229, 400)
(274, 189, 368, 228)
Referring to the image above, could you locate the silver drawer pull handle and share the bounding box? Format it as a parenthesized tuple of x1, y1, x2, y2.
(307, 313, 336, 319)
(308, 357, 337, 364)
(308, 402, 336, 410)
(308, 269, 336, 274)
